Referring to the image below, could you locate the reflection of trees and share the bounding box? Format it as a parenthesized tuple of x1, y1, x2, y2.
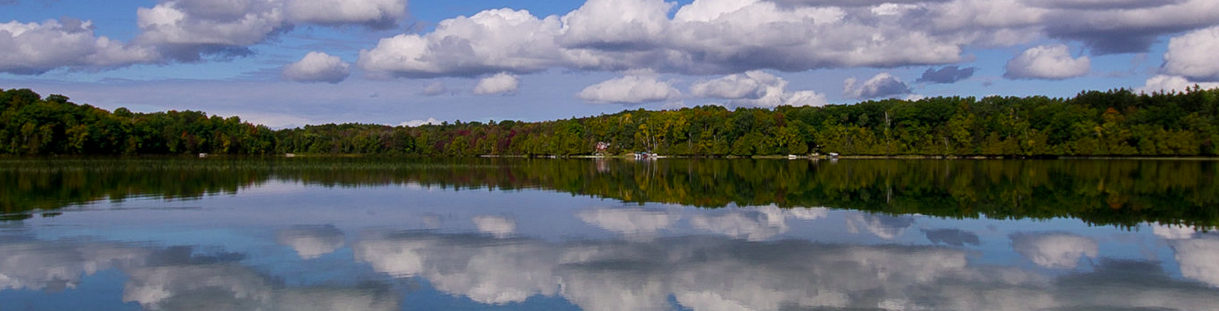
(4, 158, 1218, 228)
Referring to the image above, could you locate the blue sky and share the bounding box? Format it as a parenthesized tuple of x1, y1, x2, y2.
(3, 0, 1219, 128)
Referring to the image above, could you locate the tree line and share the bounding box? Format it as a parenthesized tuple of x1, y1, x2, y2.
(4, 86, 1219, 157)
(0, 88, 276, 155)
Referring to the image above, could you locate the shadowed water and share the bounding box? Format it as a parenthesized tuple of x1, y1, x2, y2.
(1, 158, 1217, 310)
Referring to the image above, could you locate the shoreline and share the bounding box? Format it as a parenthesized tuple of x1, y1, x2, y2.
(6, 154, 1219, 161)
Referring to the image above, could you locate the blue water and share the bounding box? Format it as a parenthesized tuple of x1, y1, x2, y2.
(2, 179, 1218, 310)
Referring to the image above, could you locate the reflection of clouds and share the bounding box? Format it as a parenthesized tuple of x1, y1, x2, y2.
(1152, 223, 1197, 240)
(274, 287, 400, 311)
(421, 214, 442, 229)
(690, 208, 787, 241)
(846, 214, 915, 240)
(689, 206, 827, 241)
(352, 236, 432, 277)
(558, 266, 670, 311)
(356, 232, 1113, 310)
(1172, 238, 1219, 287)
(577, 207, 680, 238)
(666, 241, 973, 311)
(352, 231, 1219, 310)
(425, 243, 558, 304)
(472, 215, 516, 238)
(0, 237, 398, 311)
(1053, 260, 1219, 310)
(0, 240, 149, 291)
(8, 229, 1215, 311)
(276, 225, 345, 259)
(923, 228, 981, 246)
(1010, 232, 1098, 269)
(785, 207, 829, 220)
(355, 234, 559, 304)
(123, 263, 399, 311)
(123, 264, 272, 310)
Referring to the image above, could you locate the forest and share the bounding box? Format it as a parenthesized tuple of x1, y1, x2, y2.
(3, 86, 1219, 157)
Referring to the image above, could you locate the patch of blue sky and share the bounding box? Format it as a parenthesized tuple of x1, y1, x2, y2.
(0, 0, 143, 40)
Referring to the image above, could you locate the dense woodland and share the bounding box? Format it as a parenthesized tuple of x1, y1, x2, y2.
(3, 87, 1219, 157)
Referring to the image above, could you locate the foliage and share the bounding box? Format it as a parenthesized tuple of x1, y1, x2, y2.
(4, 87, 1219, 157)
(1, 89, 275, 155)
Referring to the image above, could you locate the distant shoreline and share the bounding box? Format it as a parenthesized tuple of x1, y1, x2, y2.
(9, 154, 1217, 161)
(6, 88, 1219, 158)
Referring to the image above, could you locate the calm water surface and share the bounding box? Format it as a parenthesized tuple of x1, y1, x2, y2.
(2, 158, 1218, 310)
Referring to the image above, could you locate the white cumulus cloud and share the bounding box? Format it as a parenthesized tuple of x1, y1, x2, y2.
(1004, 44, 1090, 80)
(691, 70, 781, 100)
(2, 0, 410, 72)
(284, 0, 406, 28)
(473, 72, 520, 95)
(347, 0, 1219, 79)
(784, 90, 830, 107)
(691, 70, 827, 107)
(136, 0, 408, 61)
(16, 0, 1219, 80)
(358, 9, 567, 78)
(134, 0, 285, 60)
(1162, 26, 1219, 82)
(577, 73, 681, 104)
(1137, 75, 1219, 93)
(1024, 0, 1182, 10)
(843, 72, 911, 99)
(558, 0, 673, 49)
(282, 52, 350, 83)
(0, 19, 158, 74)
(1040, 0, 1219, 54)
(356, 0, 968, 77)
(399, 117, 440, 127)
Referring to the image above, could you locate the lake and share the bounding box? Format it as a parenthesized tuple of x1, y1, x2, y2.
(2, 158, 1218, 310)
